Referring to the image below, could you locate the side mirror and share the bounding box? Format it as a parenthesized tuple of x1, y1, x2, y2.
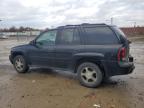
(29, 40, 36, 45)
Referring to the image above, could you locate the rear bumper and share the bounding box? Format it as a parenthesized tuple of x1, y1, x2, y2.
(117, 62, 135, 75)
(103, 59, 135, 77)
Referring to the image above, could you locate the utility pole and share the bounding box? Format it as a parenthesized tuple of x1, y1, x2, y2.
(134, 22, 136, 28)
(133, 21, 137, 35)
(0, 20, 2, 32)
(111, 17, 113, 25)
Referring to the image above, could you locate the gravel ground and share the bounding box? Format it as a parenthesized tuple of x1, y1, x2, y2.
(0, 37, 144, 108)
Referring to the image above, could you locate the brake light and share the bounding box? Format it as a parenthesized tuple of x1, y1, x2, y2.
(117, 47, 126, 61)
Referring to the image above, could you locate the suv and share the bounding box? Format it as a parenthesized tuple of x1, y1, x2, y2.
(9, 23, 135, 88)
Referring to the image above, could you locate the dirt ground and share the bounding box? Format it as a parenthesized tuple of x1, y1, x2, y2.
(0, 37, 144, 108)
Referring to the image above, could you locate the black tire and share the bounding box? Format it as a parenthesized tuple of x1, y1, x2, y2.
(77, 62, 103, 88)
(13, 55, 29, 73)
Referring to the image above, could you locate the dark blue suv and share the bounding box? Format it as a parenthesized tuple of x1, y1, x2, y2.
(9, 23, 135, 87)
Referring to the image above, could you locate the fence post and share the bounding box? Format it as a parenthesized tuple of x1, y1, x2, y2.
(17, 32, 19, 41)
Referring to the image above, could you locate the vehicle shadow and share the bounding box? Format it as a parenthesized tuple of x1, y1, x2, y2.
(29, 67, 121, 88)
(29, 67, 77, 80)
(0, 65, 125, 88)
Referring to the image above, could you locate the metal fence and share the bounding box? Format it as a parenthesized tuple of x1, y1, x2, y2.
(12, 35, 37, 42)
(0, 31, 40, 42)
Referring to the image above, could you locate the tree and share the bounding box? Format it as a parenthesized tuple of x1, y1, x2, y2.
(9, 26, 17, 32)
(19, 26, 25, 32)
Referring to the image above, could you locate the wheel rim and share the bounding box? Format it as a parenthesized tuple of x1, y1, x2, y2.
(15, 58, 24, 71)
(81, 67, 97, 84)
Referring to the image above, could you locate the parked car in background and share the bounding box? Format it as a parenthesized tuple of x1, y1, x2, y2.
(0, 33, 9, 39)
(9, 23, 135, 88)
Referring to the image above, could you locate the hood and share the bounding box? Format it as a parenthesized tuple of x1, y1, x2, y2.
(11, 44, 29, 51)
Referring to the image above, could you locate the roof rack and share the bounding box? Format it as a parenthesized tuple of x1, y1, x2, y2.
(81, 23, 106, 25)
(67, 23, 106, 26)
(57, 23, 107, 29)
(65, 24, 79, 27)
(65, 23, 106, 27)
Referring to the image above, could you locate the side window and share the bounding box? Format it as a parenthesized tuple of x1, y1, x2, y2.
(73, 28, 81, 44)
(84, 27, 119, 45)
(58, 28, 80, 45)
(36, 30, 57, 46)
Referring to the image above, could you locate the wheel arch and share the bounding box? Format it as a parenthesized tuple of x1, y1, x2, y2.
(11, 51, 29, 64)
(74, 57, 106, 77)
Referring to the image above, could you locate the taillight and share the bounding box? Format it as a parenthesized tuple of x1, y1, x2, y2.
(117, 47, 126, 61)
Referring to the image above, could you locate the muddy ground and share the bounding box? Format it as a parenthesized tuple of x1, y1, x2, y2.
(0, 37, 144, 108)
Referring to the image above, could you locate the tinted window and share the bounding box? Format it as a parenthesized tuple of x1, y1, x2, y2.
(113, 27, 126, 38)
(73, 28, 81, 44)
(84, 27, 119, 45)
(58, 28, 80, 45)
(36, 30, 57, 46)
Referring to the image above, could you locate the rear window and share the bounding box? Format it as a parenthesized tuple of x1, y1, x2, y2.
(84, 26, 119, 45)
(113, 27, 126, 38)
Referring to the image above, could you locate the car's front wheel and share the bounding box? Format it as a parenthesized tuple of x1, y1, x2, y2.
(13, 55, 29, 73)
(77, 62, 103, 88)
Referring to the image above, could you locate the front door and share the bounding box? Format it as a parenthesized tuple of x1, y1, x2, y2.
(28, 30, 57, 67)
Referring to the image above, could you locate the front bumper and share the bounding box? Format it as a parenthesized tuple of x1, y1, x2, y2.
(9, 55, 13, 64)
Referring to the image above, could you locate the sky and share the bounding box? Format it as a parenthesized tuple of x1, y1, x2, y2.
(0, 0, 144, 29)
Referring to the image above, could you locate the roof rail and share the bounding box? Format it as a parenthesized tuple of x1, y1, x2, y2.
(65, 24, 79, 26)
(65, 23, 106, 27)
(81, 23, 106, 25)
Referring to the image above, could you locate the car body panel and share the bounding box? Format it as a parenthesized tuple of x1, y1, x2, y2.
(9, 23, 135, 77)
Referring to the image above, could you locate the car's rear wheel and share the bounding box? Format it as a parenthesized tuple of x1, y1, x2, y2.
(77, 62, 103, 88)
(13, 55, 29, 73)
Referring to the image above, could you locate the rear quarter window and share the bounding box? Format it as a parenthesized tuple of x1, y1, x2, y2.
(84, 26, 119, 45)
(113, 27, 127, 38)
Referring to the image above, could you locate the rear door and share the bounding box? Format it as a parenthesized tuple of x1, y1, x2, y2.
(54, 27, 81, 69)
